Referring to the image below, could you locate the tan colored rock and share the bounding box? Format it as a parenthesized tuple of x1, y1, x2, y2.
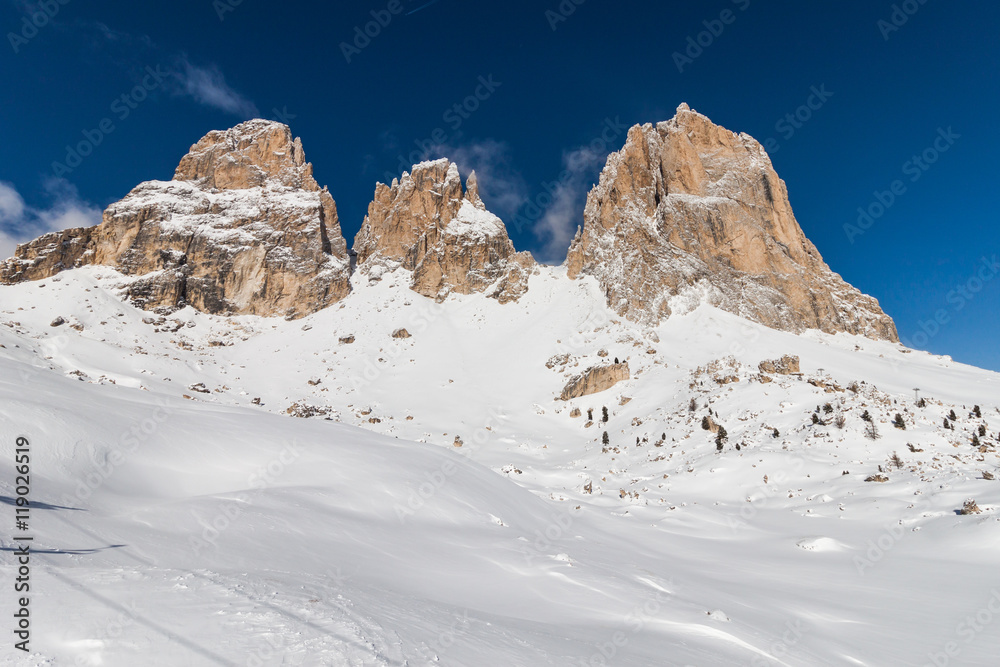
(354, 159, 535, 303)
(759, 355, 800, 375)
(559, 362, 630, 401)
(3, 120, 351, 319)
(566, 103, 898, 341)
(1, 227, 95, 285)
(392, 328, 411, 339)
(570, 407, 582, 418)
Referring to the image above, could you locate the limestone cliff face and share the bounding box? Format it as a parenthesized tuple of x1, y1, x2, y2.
(354, 159, 535, 303)
(566, 104, 898, 341)
(1, 120, 351, 319)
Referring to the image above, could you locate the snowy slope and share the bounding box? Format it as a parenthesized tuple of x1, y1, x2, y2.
(1, 267, 999, 666)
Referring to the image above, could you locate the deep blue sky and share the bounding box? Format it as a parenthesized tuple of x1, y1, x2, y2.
(1, 0, 998, 370)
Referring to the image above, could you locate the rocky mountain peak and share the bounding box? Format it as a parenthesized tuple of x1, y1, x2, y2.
(2, 120, 352, 319)
(566, 104, 898, 341)
(354, 159, 535, 303)
(173, 119, 318, 191)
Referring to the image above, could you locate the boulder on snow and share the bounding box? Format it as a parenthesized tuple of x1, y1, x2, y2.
(759, 355, 800, 375)
(559, 362, 629, 401)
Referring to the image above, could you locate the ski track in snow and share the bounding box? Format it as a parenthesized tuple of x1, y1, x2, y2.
(0, 265, 999, 666)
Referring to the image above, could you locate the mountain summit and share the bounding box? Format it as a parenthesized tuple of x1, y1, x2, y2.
(567, 104, 898, 341)
(3, 108, 897, 339)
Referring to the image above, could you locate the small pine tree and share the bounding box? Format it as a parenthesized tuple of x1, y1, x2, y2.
(949, 409, 958, 421)
(811, 413, 821, 425)
(979, 425, 987, 437)
(772, 428, 780, 438)
(974, 405, 982, 418)
(602, 406, 609, 423)
(917, 397, 927, 408)
(823, 403, 834, 414)
(893, 414, 906, 430)
(861, 410, 872, 423)
(865, 421, 881, 441)
(715, 426, 728, 451)
(689, 397, 698, 412)
(972, 433, 981, 448)
(587, 408, 593, 421)
(943, 417, 950, 429)
(701, 416, 711, 430)
(602, 431, 610, 446)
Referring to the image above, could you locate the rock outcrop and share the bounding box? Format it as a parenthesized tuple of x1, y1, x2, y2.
(566, 104, 898, 341)
(2, 120, 352, 319)
(560, 362, 630, 401)
(354, 159, 535, 303)
(759, 355, 801, 375)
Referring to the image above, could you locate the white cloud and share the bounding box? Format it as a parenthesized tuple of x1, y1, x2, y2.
(532, 146, 607, 263)
(0, 180, 102, 260)
(430, 139, 529, 219)
(172, 56, 260, 118)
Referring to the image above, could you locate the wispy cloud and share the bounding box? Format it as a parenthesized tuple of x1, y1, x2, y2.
(430, 139, 529, 219)
(171, 56, 260, 118)
(532, 146, 606, 263)
(0, 180, 102, 260)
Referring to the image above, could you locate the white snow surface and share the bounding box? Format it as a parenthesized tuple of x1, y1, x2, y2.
(0, 266, 999, 666)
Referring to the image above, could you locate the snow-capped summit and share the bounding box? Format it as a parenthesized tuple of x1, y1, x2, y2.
(354, 158, 536, 303)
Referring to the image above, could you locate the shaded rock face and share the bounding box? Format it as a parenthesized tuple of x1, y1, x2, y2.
(354, 159, 535, 303)
(560, 362, 630, 401)
(566, 104, 898, 341)
(2, 120, 351, 319)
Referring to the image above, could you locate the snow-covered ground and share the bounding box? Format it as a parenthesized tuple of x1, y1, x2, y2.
(1, 266, 999, 666)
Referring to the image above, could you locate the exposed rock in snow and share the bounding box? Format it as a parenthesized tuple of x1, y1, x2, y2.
(354, 159, 535, 303)
(2, 120, 352, 319)
(566, 103, 899, 341)
(559, 361, 630, 400)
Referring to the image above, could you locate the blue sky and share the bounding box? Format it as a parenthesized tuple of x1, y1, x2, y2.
(1, 0, 998, 370)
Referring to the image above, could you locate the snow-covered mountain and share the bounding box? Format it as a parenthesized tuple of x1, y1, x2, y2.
(1, 107, 998, 666)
